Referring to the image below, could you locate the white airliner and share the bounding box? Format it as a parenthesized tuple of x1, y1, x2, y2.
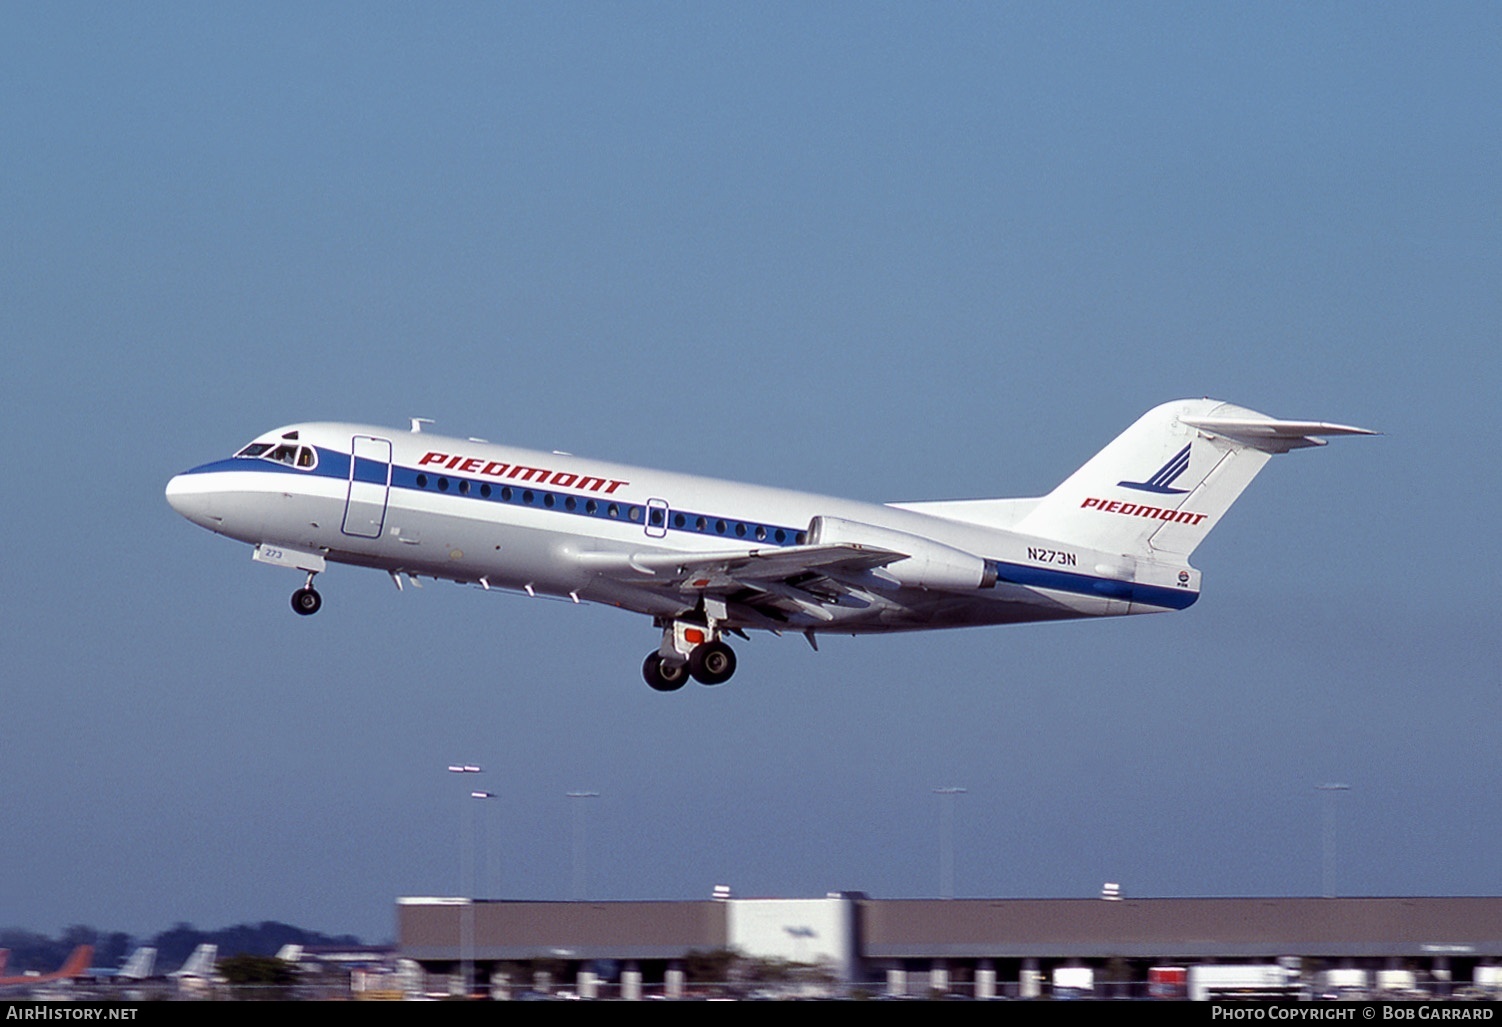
(166, 399, 1372, 690)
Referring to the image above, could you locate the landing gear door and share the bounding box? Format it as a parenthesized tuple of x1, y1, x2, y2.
(645, 498, 669, 539)
(343, 435, 392, 539)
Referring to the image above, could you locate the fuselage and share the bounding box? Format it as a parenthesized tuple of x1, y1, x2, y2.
(165, 422, 1197, 636)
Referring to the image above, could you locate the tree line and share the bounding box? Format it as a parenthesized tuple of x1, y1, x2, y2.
(0, 921, 368, 974)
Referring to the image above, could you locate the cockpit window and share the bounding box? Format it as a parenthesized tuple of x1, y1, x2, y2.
(235, 441, 317, 470)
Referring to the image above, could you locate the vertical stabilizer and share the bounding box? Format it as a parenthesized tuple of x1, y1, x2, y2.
(171, 944, 218, 979)
(1017, 399, 1373, 559)
(119, 947, 157, 980)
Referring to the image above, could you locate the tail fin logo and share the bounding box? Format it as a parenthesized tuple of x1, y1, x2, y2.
(1118, 444, 1192, 495)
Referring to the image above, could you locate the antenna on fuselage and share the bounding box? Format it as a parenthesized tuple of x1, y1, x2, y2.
(410, 418, 434, 433)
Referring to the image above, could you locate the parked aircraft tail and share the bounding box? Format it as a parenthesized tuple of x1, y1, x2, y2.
(118, 946, 157, 980)
(1016, 399, 1374, 559)
(0, 944, 93, 988)
(55, 945, 93, 980)
(171, 943, 217, 979)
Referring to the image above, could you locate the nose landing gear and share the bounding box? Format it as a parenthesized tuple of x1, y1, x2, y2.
(291, 572, 322, 616)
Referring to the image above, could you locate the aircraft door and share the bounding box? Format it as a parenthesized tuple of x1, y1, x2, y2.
(342, 435, 393, 539)
(645, 498, 669, 539)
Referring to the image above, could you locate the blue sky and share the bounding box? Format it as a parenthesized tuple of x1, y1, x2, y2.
(2, 2, 1497, 944)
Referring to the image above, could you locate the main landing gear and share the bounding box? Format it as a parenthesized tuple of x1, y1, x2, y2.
(689, 640, 736, 684)
(642, 642, 737, 691)
(642, 620, 738, 692)
(642, 652, 690, 692)
(291, 572, 322, 616)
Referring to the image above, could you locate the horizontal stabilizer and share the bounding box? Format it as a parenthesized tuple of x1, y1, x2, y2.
(1179, 416, 1376, 453)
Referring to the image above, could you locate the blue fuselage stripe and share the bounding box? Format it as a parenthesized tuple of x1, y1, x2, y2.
(988, 561, 1197, 610)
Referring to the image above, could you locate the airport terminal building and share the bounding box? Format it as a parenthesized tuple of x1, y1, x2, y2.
(396, 893, 1502, 999)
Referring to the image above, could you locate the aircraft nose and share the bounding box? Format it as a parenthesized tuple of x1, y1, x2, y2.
(165, 473, 191, 515)
(165, 472, 222, 528)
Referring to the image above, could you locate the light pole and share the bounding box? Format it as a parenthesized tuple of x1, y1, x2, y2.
(471, 790, 497, 898)
(1316, 783, 1350, 898)
(468, 790, 495, 996)
(933, 787, 966, 900)
(567, 791, 600, 901)
(448, 764, 483, 997)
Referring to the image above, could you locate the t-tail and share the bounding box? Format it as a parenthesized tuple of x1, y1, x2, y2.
(1015, 399, 1375, 560)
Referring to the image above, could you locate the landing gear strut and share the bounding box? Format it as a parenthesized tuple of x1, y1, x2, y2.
(291, 573, 322, 616)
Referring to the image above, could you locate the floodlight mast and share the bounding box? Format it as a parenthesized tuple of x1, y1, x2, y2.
(449, 763, 486, 997)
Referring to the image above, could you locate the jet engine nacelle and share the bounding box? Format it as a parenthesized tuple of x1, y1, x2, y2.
(807, 516, 997, 592)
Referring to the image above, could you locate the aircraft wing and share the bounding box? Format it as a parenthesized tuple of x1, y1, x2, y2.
(577, 543, 906, 624)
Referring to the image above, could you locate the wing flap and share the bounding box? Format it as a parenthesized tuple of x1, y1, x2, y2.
(576, 543, 904, 586)
(577, 543, 905, 625)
